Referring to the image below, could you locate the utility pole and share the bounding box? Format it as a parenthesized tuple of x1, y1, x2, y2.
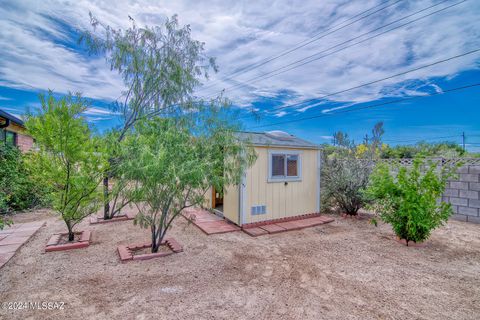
(462, 132, 466, 152)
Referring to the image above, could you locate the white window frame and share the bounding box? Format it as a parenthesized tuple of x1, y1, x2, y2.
(268, 149, 302, 182)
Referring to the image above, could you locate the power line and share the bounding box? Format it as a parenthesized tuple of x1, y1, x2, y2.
(241, 48, 480, 121)
(198, 0, 402, 93)
(246, 82, 480, 129)
(202, 0, 464, 99)
(384, 135, 461, 143)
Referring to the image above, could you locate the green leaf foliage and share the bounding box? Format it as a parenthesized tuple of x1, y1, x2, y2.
(25, 93, 105, 240)
(0, 144, 52, 229)
(321, 122, 384, 215)
(365, 157, 458, 245)
(79, 13, 221, 219)
(119, 115, 255, 253)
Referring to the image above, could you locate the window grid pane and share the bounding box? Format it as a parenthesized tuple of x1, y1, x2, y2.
(271, 154, 285, 177)
(286, 155, 298, 176)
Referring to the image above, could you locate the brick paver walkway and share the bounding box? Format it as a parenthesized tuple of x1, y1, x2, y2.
(182, 208, 240, 235)
(243, 215, 334, 237)
(0, 221, 45, 268)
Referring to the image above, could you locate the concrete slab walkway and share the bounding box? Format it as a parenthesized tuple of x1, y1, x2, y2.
(0, 221, 45, 268)
(243, 215, 334, 237)
(182, 208, 240, 235)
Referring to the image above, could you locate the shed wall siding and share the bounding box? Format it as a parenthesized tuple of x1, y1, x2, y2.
(244, 146, 318, 224)
(223, 184, 239, 224)
(203, 187, 213, 209)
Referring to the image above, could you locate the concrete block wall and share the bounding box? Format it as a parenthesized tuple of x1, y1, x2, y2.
(444, 165, 480, 223)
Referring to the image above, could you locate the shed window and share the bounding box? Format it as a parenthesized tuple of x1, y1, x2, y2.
(268, 151, 301, 182)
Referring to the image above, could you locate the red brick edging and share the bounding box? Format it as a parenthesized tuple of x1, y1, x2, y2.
(242, 214, 335, 237)
(241, 212, 322, 229)
(117, 238, 183, 262)
(45, 230, 91, 252)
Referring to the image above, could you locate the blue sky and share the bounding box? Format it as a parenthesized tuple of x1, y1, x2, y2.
(0, 0, 479, 151)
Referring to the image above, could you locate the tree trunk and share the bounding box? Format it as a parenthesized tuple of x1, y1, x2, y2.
(151, 225, 158, 253)
(66, 221, 75, 242)
(103, 175, 110, 220)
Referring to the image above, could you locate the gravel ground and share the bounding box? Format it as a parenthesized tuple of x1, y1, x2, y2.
(0, 210, 479, 320)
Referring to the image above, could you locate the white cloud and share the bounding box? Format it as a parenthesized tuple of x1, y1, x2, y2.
(321, 102, 356, 114)
(274, 111, 287, 117)
(0, 0, 478, 112)
(0, 95, 12, 101)
(430, 83, 443, 94)
(85, 116, 113, 122)
(83, 107, 120, 116)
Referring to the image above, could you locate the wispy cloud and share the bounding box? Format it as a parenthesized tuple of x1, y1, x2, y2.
(83, 107, 120, 116)
(0, 0, 479, 112)
(319, 135, 333, 140)
(274, 111, 287, 117)
(321, 102, 356, 114)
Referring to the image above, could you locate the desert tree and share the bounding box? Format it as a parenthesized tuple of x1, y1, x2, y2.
(25, 93, 104, 241)
(79, 13, 218, 219)
(118, 108, 255, 253)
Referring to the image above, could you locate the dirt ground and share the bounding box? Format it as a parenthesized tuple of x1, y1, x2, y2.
(1, 209, 479, 320)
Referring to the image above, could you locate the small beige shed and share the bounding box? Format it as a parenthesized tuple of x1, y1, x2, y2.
(206, 131, 321, 226)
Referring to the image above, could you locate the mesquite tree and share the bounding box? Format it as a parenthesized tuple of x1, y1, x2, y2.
(119, 114, 255, 253)
(25, 93, 104, 241)
(80, 14, 218, 219)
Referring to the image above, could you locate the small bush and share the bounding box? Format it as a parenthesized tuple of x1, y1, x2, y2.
(365, 157, 457, 245)
(0, 144, 51, 215)
(321, 158, 372, 215)
(321, 122, 384, 215)
(26, 93, 104, 241)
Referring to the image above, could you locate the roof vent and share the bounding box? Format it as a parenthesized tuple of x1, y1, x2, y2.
(265, 130, 294, 141)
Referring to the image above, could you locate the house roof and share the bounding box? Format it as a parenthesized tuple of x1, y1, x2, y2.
(0, 109, 24, 127)
(236, 131, 319, 149)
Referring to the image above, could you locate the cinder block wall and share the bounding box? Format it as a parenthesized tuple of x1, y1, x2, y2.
(443, 165, 480, 223)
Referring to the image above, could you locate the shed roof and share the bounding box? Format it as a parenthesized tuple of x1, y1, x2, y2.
(236, 131, 319, 149)
(0, 109, 24, 127)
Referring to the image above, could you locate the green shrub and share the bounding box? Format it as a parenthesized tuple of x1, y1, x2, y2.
(321, 158, 372, 215)
(365, 157, 457, 245)
(0, 144, 51, 215)
(26, 93, 105, 241)
(321, 122, 384, 216)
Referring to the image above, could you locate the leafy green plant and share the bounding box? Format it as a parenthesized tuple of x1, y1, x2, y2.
(25, 93, 105, 241)
(80, 14, 218, 220)
(0, 144, 51, 217)
(119, 116, 254, 253)
(365, 157, 457, 245)
(321, 122, 384, 215)
(321, 158, 372, 215)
